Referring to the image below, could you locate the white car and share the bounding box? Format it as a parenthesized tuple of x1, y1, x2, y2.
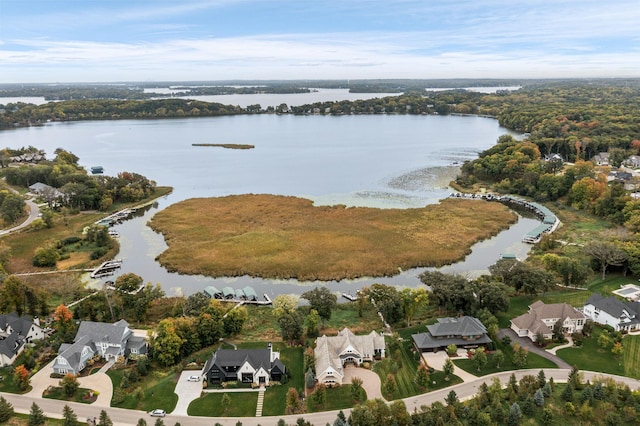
(187, 375, 201, 382)
(148, 409, 166, 417)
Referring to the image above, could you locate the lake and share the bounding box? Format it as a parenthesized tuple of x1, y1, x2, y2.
(0, 113, 534, 297)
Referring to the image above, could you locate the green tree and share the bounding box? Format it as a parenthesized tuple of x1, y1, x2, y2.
(28, 402, 45, 426)
(114, 272, 143, 294)
(584, 240, 627, 280)
(0, 193, 26, 223)
(98, 410, 113, 426)
(0, 396, 14, 423)
(494, 349, 505, 368)
(62, 404, 78, 426)
(304, 309, 320, 338)
(152, 318, 185, 366)
(383, 374, 397, 396)
(285, 387, 303, 415)
(415, 364, 430, 389)
(400, 287, 429, 326)
(350, 376, 365, 402)
(443, 357, 454, 380)
(472, 347, 487, 372)
(60, 373, 80, 396)
(507, 402, 522, 426)
(301, 287, 337, 325)
(223, 306, 248, 335)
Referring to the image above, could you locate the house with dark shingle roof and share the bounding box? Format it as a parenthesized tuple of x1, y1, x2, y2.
(52, 319, 147, 375)
(412, 316, 491, 353)
(0, 313, 45, 367)
(202, 343, 285, 387)
(583, 294, 640, 332)
(510, 301, 586, 341)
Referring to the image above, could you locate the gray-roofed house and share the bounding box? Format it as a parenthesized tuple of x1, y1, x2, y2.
(0, 313, 45, 367)
(52, 319, 147, 375)
(314, 328, 386, 386)
(202, 343, 285, 387)
(510, 301, 586, 341)
(412, 316, 491, 353)
(583, 294, 640, 332)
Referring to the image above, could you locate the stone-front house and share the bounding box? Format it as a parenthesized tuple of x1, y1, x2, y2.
(0, 313, 45, 367)
(412, 316, 491, 353)
(52, 319, 147, 375)
(314, 328, 386, 386)
(583, 294, 640, 332)
(510, 301, 586, 341)
(202, 343, 285, 387)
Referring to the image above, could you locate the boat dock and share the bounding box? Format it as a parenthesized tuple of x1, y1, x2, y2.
(90, 259, 123, 279)
(94, 208, 136, 227)
(203, 286, 272, 305)
(342, 292, 358, 301)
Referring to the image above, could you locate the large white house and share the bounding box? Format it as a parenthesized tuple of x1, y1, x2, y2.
(0, 313, 45, 367)
(52, 319, 147, 375)
(202, 343, 285, 387)
(510, 301, 586, 341)
(314, 328, 386, 386)
(583, 294, 640, 332)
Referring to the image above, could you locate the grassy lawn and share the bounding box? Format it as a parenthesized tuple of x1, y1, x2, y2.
(306, 385, 355, 413)
(556, 326, 625, 376)
(42, 386, 96, 404)
(622, 334, 640, 378)
(107, 368, 178, 412)
(454, 340, 557, 376)
(188, 392, 259, 417)
(262, 345, 304, 417)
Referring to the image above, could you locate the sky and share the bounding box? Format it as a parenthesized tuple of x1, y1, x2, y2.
(1, 0, 639, 83)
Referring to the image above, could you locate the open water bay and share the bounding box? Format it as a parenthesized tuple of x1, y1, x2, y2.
(0, 114, 534, 297)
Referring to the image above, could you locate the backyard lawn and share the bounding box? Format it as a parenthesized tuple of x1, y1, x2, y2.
(622, 334, 640, 378)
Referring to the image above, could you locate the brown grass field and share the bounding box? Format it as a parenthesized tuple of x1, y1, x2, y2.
(149, 195, 516, 281)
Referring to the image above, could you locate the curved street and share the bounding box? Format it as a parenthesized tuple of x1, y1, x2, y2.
(0, 197, 40, 236)
(3, 368, 640, 426)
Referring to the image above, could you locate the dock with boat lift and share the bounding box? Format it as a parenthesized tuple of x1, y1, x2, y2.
(90, 259, 123, 279)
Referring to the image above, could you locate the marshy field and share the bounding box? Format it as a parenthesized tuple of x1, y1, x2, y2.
(149, 195, 516, 281)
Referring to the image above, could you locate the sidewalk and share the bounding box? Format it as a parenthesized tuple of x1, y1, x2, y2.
(546, 337, 574, 355)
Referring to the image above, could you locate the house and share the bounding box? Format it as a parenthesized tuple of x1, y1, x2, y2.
(202, 343, 285, 387)
(510, 301, 586, 341)
(0, 313, 45, 367)
(28, 182, 66, 207)
(583, 294, 640, 332)
(314, 328, 386, 386)
(52, 319, 146, 375)
(412, 316, 491, 353)
(592, 152, 610, 166)
(624, 155, 640, 169)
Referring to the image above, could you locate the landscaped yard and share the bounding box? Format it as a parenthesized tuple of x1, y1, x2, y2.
(453, 340, 557, 376)
(622, 334, 640, 378)
(107, 368, 178, 412)
(556, 326, 625, 377)
(306, 385, 355, 413)
(188, 392, 259, 417)
(261, 344, 304, 416)
(42, 386, 96, 404)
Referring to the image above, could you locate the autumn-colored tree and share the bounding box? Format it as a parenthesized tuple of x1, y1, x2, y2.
(60, 373, 79, 396)
(13, 364, 30, 391)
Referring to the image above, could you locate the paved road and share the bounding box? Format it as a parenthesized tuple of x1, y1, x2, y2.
(0, 197, 40, 236)
(4, 369, 640, 426)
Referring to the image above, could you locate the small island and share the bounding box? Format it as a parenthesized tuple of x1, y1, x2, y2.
(149, 194, 516, 281)
(192, 143, 255, 149)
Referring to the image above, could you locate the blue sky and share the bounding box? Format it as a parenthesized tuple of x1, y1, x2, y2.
(1, 0, 639, 83)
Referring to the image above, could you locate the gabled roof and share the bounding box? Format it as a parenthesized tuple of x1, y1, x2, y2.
(204, 347, 284, 377)
(426, 316, 487, 337)
(54, 335, 94, 373)
(314, 335, 345, 379)
(585, 293, 638, 319)
(314, 328, 385, 377)
(0, 333, 22, 358)
(75, 320, 132, 345)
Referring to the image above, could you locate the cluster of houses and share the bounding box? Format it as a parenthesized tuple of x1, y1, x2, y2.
(0, 313, 46, 367)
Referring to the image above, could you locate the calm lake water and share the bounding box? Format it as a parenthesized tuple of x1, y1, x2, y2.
(0, 113, 534, 297)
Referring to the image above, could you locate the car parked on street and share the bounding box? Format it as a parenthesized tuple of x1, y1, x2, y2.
(148, 409, 166, 417)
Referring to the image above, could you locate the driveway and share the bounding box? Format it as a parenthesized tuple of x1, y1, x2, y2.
(342, 366, 384, 400)
(421, 350, 478, 383)
(26, 359, 114, 406)
(172, 371, 205, 416)
(498, 328, 571, 369)
(0, 198, 40, 236)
